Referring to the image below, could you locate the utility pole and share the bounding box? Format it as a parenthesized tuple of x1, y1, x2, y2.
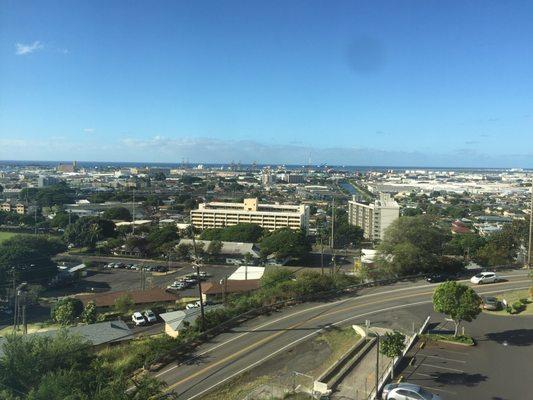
(330, 199, 335, 276)
(132, 188, 136, 235)
(320, 235, 324, 276)
(140, 267, 146, 290)
(21, 293, 27, 334)
(222, 275, 228, 305)
(375, 334, 380, 400)
(190, 225, 205, 329)
(34, 203, 38, 235)
(527, 184, 533, 269)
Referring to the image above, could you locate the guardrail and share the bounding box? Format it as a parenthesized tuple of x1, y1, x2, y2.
(149, 263, 522, 369)
(367, 315, 431, 400)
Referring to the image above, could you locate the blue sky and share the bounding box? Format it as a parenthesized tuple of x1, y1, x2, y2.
(0, 0, 532, 167)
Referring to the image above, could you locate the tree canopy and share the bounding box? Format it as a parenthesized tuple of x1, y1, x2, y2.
(376, 215, 450, 276)
(102, 207, 132, 221)
(0, 331, 170, 399)
(200, 223, 266, 243)
(474, 219, 529, 267)
(0, 235, 65, 291)
(259, 228, 311, 259)
(19, 183, 75, 207)
(64, 217, 116, 248)
(433, 281, 482, 337)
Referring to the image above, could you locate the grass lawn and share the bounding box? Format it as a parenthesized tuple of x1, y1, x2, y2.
(421, 333, 475, 346)
(0, 231, 19, 243)
(484, 289, 533, 316)
(0, 321, 59, 336)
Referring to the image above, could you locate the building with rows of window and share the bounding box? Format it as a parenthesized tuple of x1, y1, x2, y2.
(190, 198, 309, 232)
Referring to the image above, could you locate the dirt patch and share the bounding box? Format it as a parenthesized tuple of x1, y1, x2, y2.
(201, 326, 360, 399)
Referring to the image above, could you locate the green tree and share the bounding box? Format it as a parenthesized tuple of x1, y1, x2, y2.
(64, 217, 116, 248)
(50, 211, 79, 228)
(81, 301, 97, 324)
(125, 236, 149, 256)
(206, 239, 223, 260)
(0, 238, 59, 292)
(51, 298, 84, 325)
(0, 330, 92, 394)
(102, 206, 132, 221)
(474, 219, 529, 267)
(433, 281, 482, 337)
(378, 331, 406, 379)
(114, 294, 134, 315)
(260, 268, 294, 288)
(19, 182, 75, 207)
(260, 228, 311, 259)
(176, 243, 192, 260)
(146, 225, 179, 256)
(376, 215, 449, 276)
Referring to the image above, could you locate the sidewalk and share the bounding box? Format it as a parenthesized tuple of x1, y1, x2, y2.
(333, 341, 392, 400)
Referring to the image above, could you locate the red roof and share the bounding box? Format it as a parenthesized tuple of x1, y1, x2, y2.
(451, 220, 471, 234)
(201, 280, 261, 295)
(75, 288, 178, 307)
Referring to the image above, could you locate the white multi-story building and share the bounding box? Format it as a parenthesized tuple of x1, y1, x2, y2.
(348, 193, 400, 240)
(191, 198, 310, 232)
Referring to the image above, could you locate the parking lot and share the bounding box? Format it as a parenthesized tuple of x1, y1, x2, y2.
(44, 263, 240, 298)
(397, 313, 533, 399)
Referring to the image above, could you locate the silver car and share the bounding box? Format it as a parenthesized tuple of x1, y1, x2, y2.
(382, 383, 440, 400)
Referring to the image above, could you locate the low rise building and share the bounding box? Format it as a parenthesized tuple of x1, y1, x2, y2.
(190, 198, 310, 232)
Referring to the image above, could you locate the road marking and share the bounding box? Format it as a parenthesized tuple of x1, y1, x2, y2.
(428, 347, 469, 356)
(178, 300, 433, 399)
(161, 284, 529, 396)
(419, 354, 467, 363)
(418, 384, 457, 395)
(156, 275, 529, 376)
(419, 363, 464, 373)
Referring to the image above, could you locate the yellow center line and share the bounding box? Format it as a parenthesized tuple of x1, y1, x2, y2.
(164, 278, 530, 392)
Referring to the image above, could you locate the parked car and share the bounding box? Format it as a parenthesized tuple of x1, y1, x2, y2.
(470, 271, 499, 284)
(185, 301, 204, 310)
(482, 296, 502, 311)
(426, 272, 455, 283)
(143, 309, 157, 323)
(382, 383, 440, 400)
(131, 312, 146, 326)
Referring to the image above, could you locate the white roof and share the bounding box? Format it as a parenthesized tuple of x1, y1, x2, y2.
(229, 266, 265, 280)
(178, 239, 260, 257)
(361, 249, 377, 263)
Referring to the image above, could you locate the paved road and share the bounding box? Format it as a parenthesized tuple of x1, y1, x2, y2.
(153, 270, 530, 399)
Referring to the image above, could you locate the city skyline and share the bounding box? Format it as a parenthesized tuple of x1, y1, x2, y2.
(1, 1, 532, 167)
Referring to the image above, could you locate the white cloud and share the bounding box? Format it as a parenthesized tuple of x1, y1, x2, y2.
(83, 128, 94, 133)
(15, 41, 44, 55)
(117, 136, 533, 168)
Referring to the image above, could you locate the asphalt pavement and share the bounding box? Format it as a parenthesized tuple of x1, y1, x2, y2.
(151, 270, 530, 399)
(397, 311, 533, 400)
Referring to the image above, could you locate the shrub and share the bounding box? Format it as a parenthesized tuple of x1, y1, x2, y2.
(511, 301, 525, 314)
(519, 298, 529, 305)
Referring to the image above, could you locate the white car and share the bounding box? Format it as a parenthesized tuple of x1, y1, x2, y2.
(470, 271, 499, 284)
(185, 301, 204, 310)
(382, 383, 440, 400)
(143, 309, 157, 323)
(131, 312, 146, 326)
